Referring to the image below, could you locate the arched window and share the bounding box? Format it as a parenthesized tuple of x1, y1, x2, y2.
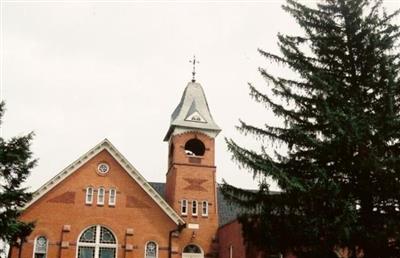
(86, 187, 93, 204)
(97, 187, 105, 205)
(183, 244, 202, 254)
(109, 188, 116, 206)
(77, 225, 117, 258)
(145, 241, 158, 258)
(34, 236, 47, 258)
(184, 139, 205, 156)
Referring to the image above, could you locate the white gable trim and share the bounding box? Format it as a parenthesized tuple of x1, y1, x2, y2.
(24, 139, 185, 226)
(185, 111, 207, 123)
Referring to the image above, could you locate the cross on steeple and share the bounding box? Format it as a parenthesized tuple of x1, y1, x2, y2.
(189, 56, 199, 82)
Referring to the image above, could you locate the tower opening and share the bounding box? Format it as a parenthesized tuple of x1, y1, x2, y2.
(184, 139, 205, 156)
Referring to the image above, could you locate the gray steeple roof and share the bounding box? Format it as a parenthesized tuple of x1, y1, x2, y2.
(164, 81, 221, 141)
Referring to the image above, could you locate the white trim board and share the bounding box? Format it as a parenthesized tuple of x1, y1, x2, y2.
(24, 139, 185, 226)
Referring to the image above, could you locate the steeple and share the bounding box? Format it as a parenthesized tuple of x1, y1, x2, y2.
(164, 81, 221, 141)
(189, 55, 199, 83)
(164, 79, 220, 257)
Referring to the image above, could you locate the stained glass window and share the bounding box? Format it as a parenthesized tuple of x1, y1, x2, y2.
(100, 227, 116, 244)
(99, 247, 115, 258)
(77, 225, 117, 258)
(34, 236, 47, 258)
(145, 241, 158, 258)
(79, 226, 96, 243)
(78, 247, 95, 258)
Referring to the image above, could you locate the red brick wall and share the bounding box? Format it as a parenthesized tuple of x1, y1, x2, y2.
(166, 132, 219, 257)
(218, 220, 246, 258)
(218, 220, 298, 258)
(11, 149, 178, 258)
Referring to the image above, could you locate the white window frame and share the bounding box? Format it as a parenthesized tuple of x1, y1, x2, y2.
(33, 235, 48, 258)
(201, 200, 208, 217)
(76, 225, 118, 258)
(192, 200, 198, 216)
(109, 188, 116, 206)
(97, 187, 105, 205)
(181, 199, 188, 215)
(182, 244, 203, 255)
(85, 187, 93, 204)
(144, 241, 158, 258)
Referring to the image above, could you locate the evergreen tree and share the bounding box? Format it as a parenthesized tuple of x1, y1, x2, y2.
(0, 102, 35, 255)
(222, 1, 400, 257)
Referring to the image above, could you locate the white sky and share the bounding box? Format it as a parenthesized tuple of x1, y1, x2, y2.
(1, 0, 399, 192)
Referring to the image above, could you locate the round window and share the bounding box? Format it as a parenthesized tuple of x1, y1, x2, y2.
(97, 163, 110, 174)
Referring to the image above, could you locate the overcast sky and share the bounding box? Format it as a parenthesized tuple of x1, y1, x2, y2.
(1, 0, 399, 192)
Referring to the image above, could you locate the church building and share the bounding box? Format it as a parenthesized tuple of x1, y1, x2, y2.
(10, 79, 254, 258)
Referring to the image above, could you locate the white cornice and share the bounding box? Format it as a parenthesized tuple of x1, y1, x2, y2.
(24, 139, 185, 226)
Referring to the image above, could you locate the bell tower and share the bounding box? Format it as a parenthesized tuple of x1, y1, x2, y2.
(164, 81, 221, 257)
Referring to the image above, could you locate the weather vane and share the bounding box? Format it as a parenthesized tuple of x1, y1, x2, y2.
(189, 55, 199, 82)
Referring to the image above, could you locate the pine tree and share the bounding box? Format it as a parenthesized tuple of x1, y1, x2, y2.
(0, 102, 36, 255)
(222, 1, 400, 257)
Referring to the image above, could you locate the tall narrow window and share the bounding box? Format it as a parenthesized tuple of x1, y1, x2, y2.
(229, 245, 233, 258)
(202, 201, 208, 217)
(97, 187, 105, 205)
(145, 241, 158, 258)
(181, 199, 188, 215)
(85, 187, 93, 204)
(34, 236, 47, 258)
(192, 200, 198, 216)
(109, 188, 116, 206)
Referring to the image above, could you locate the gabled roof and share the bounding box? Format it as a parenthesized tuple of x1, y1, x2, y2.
(164, 81, 221, 141)
(24, 139, 185, 226)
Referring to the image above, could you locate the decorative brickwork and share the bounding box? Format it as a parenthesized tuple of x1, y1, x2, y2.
(183, 178, 208, 192)
(47, 191, 76, 204)
(126, 195, 151, 208)
(166, 130, 219, 258)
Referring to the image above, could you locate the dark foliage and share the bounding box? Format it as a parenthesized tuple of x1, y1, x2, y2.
(0, 102, 36, 254)
(222, 1, 400, 257)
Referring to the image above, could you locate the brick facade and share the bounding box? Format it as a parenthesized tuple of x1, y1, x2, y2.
(10, 81, 257, 258)
(11, 149, 178, 258)
(218, 221, 246, 258)
(166, 132, 219, 257)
